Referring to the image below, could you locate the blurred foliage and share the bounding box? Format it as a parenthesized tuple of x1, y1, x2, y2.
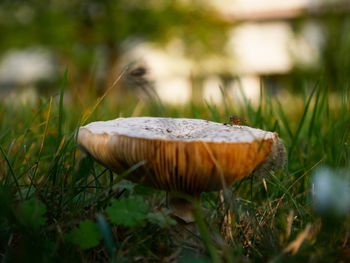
(291, 8, 350, 91)
(0, 0, 230, 75)
(319, 13, 350, 88)
(1, 0, 350, 93)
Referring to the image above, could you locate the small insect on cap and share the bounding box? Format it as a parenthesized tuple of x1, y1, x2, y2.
(77, 117, 281, 193)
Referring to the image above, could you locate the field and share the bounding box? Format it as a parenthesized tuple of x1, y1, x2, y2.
(0, 73, 349, 262)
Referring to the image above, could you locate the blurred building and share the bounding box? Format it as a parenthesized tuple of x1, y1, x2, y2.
(0, 0, 347, 105)
(120, 0, 339, 104)
(0, 47, 58, 103)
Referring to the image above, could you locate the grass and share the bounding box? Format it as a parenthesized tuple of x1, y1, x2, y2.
(0, 73, 349, 262)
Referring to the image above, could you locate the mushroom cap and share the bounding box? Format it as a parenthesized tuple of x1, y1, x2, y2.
(77, 117, 279, 193)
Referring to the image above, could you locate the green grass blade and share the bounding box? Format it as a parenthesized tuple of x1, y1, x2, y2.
(0, 145, 22, 199)
(96, 213, 116, 258)
(190, 102, 200, 119)
(219, 86, 230, 120)
(275, 98, 293, 140)
(32, 97, 53, 190)
(288, 80, 319, 158)
(58, 66, 68, 144)
(81, 67, 127, 126)
(308, 82, 323, 138)
(205, 100, 221, 122)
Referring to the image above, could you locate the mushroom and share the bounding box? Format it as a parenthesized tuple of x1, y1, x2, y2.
(77, 117, 285, 222)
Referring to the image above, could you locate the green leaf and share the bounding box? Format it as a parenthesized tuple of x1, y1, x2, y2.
(134, 184, 155, 195)
(17, 197, 46, 229)
(180, 256, 211, 263)
(66, 220, 102, 250)
(147, 209, 177, 228)
(105, 196, 149, 227)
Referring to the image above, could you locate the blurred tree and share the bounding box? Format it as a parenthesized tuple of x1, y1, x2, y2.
(291, 6, 350, 91)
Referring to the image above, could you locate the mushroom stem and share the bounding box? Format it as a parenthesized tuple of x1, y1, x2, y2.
(168, 192, 201, 223)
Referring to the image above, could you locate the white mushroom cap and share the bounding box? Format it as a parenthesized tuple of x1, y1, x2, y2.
(77, 117, 280, 193)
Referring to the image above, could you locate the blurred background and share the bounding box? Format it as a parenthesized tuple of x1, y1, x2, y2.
(0, 0, 349, 106)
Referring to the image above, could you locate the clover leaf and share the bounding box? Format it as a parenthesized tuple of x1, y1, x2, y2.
(105, 196, 149, 227)
(66, 220, 102, 249)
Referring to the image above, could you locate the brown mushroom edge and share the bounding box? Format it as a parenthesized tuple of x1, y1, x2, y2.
(77, 127, 278, 223)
